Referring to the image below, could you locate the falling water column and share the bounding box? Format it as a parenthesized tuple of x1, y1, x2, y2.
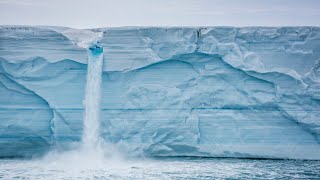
(82, 43, 104, 150)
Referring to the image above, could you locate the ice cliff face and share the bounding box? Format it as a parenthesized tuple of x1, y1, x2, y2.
(0, 26, 320, 159)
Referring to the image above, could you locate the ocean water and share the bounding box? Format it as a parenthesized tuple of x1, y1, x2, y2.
(1, 157, 319, 179)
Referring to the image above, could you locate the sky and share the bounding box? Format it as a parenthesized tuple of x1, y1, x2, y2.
(0, 0, 319, 28)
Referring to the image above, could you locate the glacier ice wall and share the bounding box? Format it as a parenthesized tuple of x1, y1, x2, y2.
(0, 26, 320, 159)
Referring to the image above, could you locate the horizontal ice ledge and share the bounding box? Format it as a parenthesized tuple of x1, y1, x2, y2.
(0, 26, 320, 159)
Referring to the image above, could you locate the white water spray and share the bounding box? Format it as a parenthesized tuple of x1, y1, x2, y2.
(39, 34, 128, 170)
(82, 43, 104, 150)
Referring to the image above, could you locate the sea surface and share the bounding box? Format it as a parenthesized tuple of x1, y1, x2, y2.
(1, 157, 319, 179)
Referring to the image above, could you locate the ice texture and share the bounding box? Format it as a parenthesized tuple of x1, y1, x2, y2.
(0, 26, 320, 159)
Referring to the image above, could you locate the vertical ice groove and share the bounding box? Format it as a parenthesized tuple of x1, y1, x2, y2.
(82, 42, 104, 149)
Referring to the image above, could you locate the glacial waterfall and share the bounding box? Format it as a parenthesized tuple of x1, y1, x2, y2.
(82, 43, 104, 149)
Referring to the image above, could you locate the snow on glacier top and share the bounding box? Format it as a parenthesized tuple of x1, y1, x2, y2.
(47, 26, 103, 49)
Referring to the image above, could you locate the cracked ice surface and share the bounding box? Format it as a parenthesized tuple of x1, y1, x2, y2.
(0, 26, 320, 159)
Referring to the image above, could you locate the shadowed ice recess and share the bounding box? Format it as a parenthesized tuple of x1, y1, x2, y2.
(0, 26, 320, 160)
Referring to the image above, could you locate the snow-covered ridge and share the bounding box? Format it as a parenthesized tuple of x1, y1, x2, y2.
(0, 26, 319, 159)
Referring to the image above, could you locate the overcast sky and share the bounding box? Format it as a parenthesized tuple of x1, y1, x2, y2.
(0, 0, 319, 28)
